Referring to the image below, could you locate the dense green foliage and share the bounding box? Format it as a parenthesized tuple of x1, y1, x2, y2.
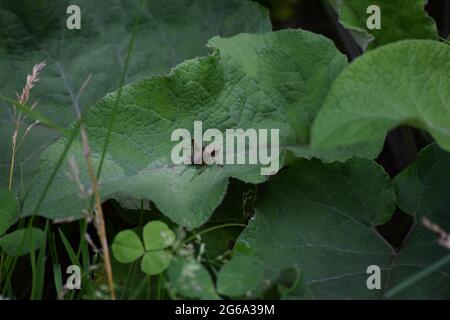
(0, 0, 449, 300)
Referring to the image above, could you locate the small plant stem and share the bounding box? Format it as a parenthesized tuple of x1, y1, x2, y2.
(0, 251, 4, 285)
(1, 217, 36, 295)
(96, 0, 144, 180)
(146, 275, 152, 300)
(79, 2, 143, 298)
(8, 142, 16, 190)
(182, 223, 247, 245)
(70, 73, 116, 300)
(83, 143, 116, 299)
(89, 164, 112, 289)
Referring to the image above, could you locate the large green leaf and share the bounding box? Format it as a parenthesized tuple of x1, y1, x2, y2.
(0, 0, 271, 189)
(331, 0, 438, 50)
(0, 188, 18, 236)
(311, 40, 450, 152)
(234, 158, 396, 299)
(389, 144, 450, 299)
(23, 29, 371, 228)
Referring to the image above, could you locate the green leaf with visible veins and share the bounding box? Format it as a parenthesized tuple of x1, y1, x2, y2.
(0, 227, 45, 257)
(23, 29, 377, 228)
(234, 158, 396, 299)
(0, 188, 18, 236)
(231, 150, 450, 299)
(331, 0, 438, 50)
(312, 40, 450, 152)
(388, 144, 450, 299)
(217, 254, 263, 297)
(0, 0, 271, 189)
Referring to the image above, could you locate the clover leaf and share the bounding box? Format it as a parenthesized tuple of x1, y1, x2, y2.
(141, 251, 173, 276)
(143, 221, 176, 251)
(111, 230, 144, 264)
(112, 221, 175, 275)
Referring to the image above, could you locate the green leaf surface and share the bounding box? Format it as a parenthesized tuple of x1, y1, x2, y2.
(0, 188, 18, 236)
(167, 257, 220, 299)
(0, 227, 45, 257)
(312, 40, 450, 152)
(140, 250, 172, 275)
(142, 221, 175, 251)
(112, 230, 144, 263)
(217, 254, 263, 297)
(287, 139, 383, 163)
(235, 158, 396, 299)
(0, 0, 271, 189)
(331, 0, 438, 50)
(389, 144, 450, 299)
(23, 29, 377, 228)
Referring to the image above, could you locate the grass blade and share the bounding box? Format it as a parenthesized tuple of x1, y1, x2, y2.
(386, 253, 450, 298)
(48, 228, 63, 297)
(31, 221, 49, 299)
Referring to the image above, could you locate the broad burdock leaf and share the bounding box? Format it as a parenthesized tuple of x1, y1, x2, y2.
(0, 227, 45, 257)
(234, 158, 396, 299)
(330, 0, 438, 50)
(0, 0, 271, 189)
(312, 40, 450, 152)
(231, 151, 450, 299)
(0, 188, 18, 236)
(167, 257, 220, 299)
(23, 29, 380, 228)
(389, 144, 450, 299)
(217, 254, 263, 297)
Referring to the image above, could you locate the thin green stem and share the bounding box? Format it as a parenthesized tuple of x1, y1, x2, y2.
(157, 275, 163, 300)
(146, 275, 151, 300)
(0, 251, 4, 285)
(31, 121, 81, 216)
(182, 223, 247, 246)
